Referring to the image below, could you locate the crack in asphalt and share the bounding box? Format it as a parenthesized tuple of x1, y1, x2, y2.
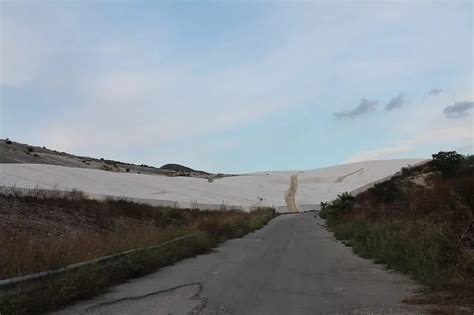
(85, 282, 203, 312)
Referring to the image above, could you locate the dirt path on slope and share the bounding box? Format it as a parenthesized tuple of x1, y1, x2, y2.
(285, 174, 299, 213)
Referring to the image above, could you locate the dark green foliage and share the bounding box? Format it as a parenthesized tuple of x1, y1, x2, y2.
(319, 192, 354, 219)
(160, 164, 209, 175)
(332, 192, 355, 213)
(160, 163, 195, 172)
(5, 138, 12, 145)
(368, 180, 400, 203)
(432, 151, 462, 177)
(401, 166, 414, 177)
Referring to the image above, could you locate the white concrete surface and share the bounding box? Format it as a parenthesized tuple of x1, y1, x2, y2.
(0, 159, 424, 212)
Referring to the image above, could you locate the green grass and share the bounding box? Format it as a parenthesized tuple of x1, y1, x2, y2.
(326, 218, 465, 288)
(320, 153, 473, 295)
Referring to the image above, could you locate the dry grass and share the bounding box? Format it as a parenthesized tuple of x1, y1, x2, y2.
(0, 189, 274, 279)
(0, 188, 275, 314)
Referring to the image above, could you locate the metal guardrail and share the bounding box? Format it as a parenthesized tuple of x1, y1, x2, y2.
(0, 234, 196, 290)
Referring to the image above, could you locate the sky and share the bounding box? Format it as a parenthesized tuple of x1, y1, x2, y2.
(0, 1, 473, 173)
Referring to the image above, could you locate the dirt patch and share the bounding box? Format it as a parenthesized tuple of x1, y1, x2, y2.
(285, 174, 299, 213)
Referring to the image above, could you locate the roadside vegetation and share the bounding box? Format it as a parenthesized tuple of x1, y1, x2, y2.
(0, 189, 275, 314)
(320, 151, 473, 311)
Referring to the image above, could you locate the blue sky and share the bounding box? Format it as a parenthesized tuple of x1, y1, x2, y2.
(1, 1, 473, 173)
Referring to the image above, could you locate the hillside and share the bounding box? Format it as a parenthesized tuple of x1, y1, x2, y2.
(0, 159, 424, 212)
(160, 163, 208, 175)
(0, 139, 210, 178)
(320, 152, 474, 312)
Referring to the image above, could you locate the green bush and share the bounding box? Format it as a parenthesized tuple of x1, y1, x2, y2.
(319, 192, 354, 219)
(401, 166, 414, 177)
(368, 180, 400, 203)
(332, 192, 355, 213)
(432, 151, 462, 177)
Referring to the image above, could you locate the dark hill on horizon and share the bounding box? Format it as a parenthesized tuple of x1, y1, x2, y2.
(160, 163, 208, 174)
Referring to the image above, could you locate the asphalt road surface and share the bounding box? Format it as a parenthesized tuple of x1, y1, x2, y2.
(56, 213, 425, 314)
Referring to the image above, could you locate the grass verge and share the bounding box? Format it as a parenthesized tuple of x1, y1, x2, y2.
(320, 153, 473, 311)
(0, 189, 275, 314)
(327, 218, 465, 287)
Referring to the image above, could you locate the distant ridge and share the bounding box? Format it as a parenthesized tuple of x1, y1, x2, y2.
(160, 163, 208, 175)
(0, 138, 212, 178)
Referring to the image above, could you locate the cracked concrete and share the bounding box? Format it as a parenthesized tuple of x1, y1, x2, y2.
(56, 213, 427, 314)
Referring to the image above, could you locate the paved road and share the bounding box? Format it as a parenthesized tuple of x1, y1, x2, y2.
(56, 213, 425, 314)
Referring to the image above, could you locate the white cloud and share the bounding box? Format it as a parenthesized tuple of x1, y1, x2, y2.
(345, 85, 473, 163)
(38, 64, 290, 153)
(345, 106, 473, 163)
(345, 145, 414, 163)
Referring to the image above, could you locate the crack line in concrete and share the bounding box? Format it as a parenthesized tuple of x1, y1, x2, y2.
(84, 282, 203, 311)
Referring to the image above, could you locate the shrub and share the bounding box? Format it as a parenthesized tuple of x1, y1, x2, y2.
(401, 166, 414, 177)
(319, 192, 354, 219)
(458, 154, 474, 176)
(368, 180, 400, 203)
(319, 202, 329, 218)
(333, 192, 355, 212)
(5, 138, 12, 145)
(432, 151, 462, 177)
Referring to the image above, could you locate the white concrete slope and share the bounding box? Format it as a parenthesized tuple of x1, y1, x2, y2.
(0, 159, 424, 212)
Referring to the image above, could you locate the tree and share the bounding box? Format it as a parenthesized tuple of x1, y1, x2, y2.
(432, 151, 462, 177)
